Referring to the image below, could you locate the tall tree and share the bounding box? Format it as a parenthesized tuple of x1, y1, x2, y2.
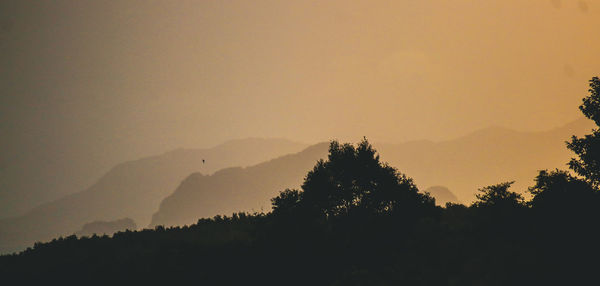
(272, 138, 435, 218)
(473, 181, 524, 209)
(528, 169, 597, 211)
(567, 77, 600, 188)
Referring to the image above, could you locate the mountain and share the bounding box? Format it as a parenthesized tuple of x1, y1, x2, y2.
(149, 118, 594, 228)
(0, 138, 307, 254)
(150, 143, 329, 227)
(376, 118, 596, 204)
(2, 118, 594, 253)
(424, 186, 459, 206)
(74, 218, 136, 237)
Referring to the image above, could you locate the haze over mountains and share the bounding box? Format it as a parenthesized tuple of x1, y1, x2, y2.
(2, 1, 599, 221)
(0, 138, 306, 254)
(148, 118, 594, 228)
(147, 146, 459, 227)
(150, 143, 329, 227)
(423, 186, 459, 206)
(74, 218, 136, 238)
(376, 118, 595, 203)
(0, 118, 594, 254)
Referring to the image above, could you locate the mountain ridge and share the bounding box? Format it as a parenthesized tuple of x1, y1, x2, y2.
(1, 118, 594, 253)
(150, 143, 329, 227)
(0, 138, 307, 254)
(149, 117, 594, 227)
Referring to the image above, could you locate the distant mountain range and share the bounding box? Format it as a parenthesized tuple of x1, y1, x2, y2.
(0, 118, 594, 254)
(424, 186, 459, 206)
(74, 218, 136, 237)
(0, 138, 307, 254)
(150, 143, 329, 227)
(149, 118, 594, 228)
(376, 118, 595, 203)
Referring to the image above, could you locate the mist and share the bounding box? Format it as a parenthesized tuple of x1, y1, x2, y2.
(1, 0, 599, 216)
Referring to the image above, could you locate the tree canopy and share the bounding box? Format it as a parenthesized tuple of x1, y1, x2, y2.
(272, 138, 435, 219)
(567, 77, 600, 188)
(474, 181, 524, 209)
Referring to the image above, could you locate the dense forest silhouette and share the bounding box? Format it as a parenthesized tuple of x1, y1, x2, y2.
(1, 77, 600, 285)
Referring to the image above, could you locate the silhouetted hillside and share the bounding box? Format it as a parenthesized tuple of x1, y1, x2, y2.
(74, 218, 136, 237)
(0, 138, 306, 254)
(150, 143, 329, 227)
(424, 186, 459, 205)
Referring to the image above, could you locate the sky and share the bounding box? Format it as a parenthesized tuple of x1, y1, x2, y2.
(0, 0, 599, 217)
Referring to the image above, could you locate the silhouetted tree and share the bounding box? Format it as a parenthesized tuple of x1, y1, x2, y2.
(272, 138, 436, 219)
(473, 181, 524, 209)
(525, 170, 600, 284)
(528, 169, 598, 213)
(271, 188, 303, 217)
(567, 77, 600, 188)
(472, 181, 526, 231)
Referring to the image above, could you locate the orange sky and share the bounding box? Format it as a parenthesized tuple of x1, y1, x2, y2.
(0, 0, 599, 215)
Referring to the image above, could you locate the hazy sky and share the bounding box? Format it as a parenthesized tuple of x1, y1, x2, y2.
(1, 0, 599, 216)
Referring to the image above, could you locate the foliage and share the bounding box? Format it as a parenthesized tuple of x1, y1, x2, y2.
(473, 181, 524, 209)
(567, 77, 600, 187)
(528, 169, 598, 209)
(273, 138, 436, 220)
